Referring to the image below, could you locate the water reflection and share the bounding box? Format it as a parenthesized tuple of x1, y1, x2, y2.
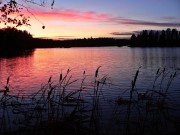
(0, 47, 180, 134)
(131, 47, 180, 69)
(0, 50, 35, 91)
(0, 49, 34, 58)
(0, 47, 180, 93)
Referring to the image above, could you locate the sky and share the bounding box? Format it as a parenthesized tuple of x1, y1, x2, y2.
(1, 0, 180, 39)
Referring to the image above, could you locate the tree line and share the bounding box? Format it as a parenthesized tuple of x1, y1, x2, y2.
(1, 27, 180, 52)
(0, 27, 33, 50)
(130, 28, 180, 47)
(0, 27, 129, 51)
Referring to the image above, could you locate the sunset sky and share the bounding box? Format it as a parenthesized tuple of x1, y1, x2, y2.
(2, 0, 180, 39)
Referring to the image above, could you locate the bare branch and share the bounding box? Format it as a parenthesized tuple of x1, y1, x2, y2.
(0, 0, 55, 28)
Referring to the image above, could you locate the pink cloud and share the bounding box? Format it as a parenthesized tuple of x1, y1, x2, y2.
(30, 9, 112, 22)
(28, 9, 180, 27)
(108, 17, 180, 27)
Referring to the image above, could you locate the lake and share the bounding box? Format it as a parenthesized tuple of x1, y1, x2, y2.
(1, 47, 180, 95)
(0, 46, 180, 134)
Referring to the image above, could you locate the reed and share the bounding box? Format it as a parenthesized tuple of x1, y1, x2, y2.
(0, 67, 179, 135)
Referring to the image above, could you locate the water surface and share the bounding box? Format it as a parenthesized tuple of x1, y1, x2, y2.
(0, 47, 180, 133)
(1, 47, 180, 94)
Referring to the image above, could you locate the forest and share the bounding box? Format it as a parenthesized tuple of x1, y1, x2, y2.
(0, 27, 180, 51)
(130, 28, 180, 47)
(0, 27, 128, 49)
(0, 27, 33, 50)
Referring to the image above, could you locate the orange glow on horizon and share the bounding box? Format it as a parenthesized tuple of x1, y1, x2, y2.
(2, 7, 177, 40)
(0, 8, 135, 39)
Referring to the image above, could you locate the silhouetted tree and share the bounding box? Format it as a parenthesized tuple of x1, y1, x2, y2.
(171, 28, 178, 41)
(0, 27, 33, 50)
(148, 30, 155, 42)
(141, 30, 148, 41)
(0, 0, 56, 54)
(166, 28, 172, 41)
(130, 28, 180, 47)
(131, 34, 136, 41)
(160, 30, 166, 42)
(154, 31, 159, 42)
(0, 0, 55, 28)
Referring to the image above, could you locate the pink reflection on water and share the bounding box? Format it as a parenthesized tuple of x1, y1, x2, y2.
(0, 47, 133, 94)
(1, 47, 180, 96)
